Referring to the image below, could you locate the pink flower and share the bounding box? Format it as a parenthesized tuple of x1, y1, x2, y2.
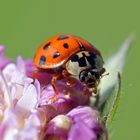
(0, 56, 41, 140)
(0, 53, 91, 140)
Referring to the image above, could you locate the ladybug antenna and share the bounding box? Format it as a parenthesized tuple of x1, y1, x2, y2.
(100, 72, 109, 79)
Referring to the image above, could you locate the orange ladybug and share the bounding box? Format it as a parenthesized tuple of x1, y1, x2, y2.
(33, 34, 105, 101)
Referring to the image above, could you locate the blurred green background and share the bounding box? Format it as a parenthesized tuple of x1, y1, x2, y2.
(0, 0, 139, 139)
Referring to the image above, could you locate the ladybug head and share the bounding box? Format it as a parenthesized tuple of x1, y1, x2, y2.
(79, 68, 105, 95)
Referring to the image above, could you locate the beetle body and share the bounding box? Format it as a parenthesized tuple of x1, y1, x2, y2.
(34, 34, 105, 101)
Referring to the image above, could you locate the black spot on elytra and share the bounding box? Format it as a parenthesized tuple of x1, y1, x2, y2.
(63, 43, 69, 48)
(53, 52, 60, 58)
(43, 42, 50, 50)
(39, 55, 46, 65)
(57, 35, 69, 40)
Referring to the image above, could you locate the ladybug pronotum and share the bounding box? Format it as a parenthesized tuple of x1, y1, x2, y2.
(33, 34, 105, 102)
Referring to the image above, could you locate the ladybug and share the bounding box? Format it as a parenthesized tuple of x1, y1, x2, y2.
(33, 34, 105, 101)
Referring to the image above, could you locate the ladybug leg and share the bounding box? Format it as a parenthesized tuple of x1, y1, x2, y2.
(62, 70, 76, 87)
(83, 86, 90, 95)
(49, 73, 62, 102)
(66, 78, 76, 87)
(92, 86, 98, 96)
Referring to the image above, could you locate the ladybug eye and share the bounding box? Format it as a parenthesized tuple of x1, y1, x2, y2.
(95, 73, 100, 79)
(80, 75, 85, 82)
(91, 71, 100, 79)
(84, 72, 88, 77)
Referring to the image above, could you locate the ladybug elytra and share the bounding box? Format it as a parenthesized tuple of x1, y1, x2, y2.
(33, 34, 105, 102)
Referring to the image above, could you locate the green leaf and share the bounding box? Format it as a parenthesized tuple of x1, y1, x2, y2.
(98, 73, 121, 140)
(105, 73, 121, 128)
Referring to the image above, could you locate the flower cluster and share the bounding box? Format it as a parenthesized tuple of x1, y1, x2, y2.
(0, 35, 133, 140)
(0, 45, 106, 140)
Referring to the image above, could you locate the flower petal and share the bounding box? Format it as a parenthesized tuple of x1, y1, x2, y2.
(68, 121, 97, 140)
(46, 115, 72, 136)
(67, 106, 101, 130)
(0, 109, 18, 140)
(15, 84, 38, 118)
(38, 82, 89, 114)
(0, 45, 11, 69)
(67, 106, 104, 140)
(16, 56, 26, 73)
